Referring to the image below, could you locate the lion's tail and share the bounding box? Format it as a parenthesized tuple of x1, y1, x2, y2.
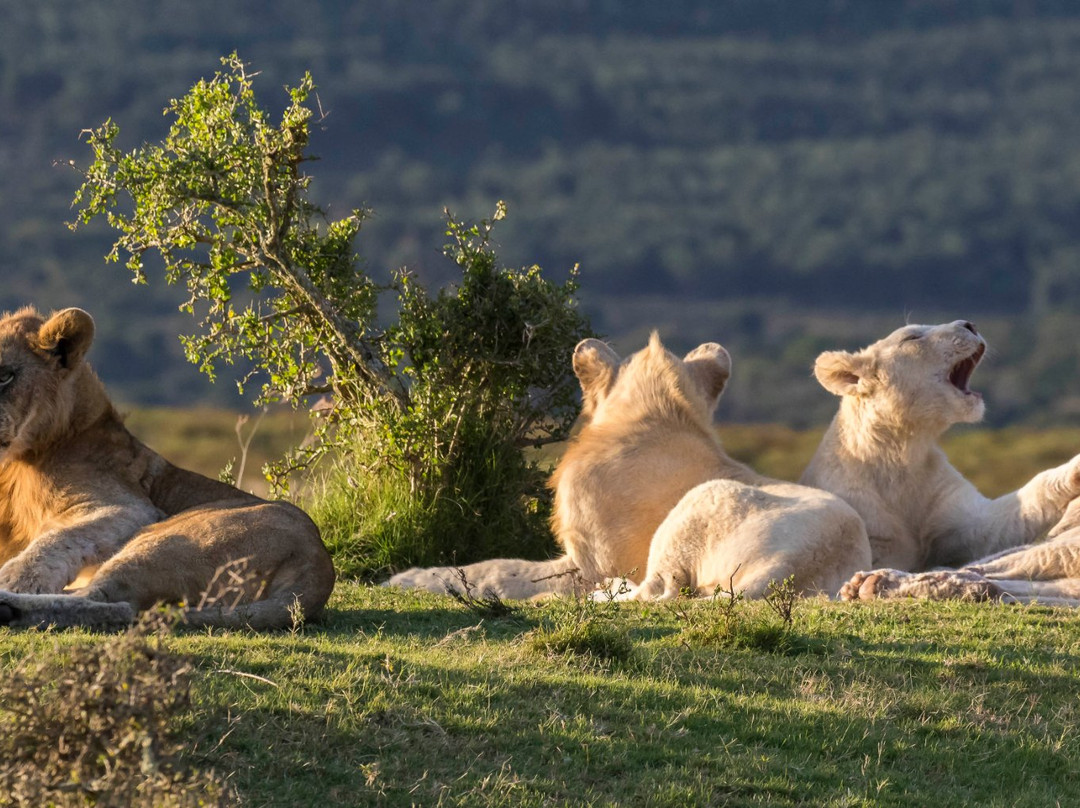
(386, 554, 585, 600)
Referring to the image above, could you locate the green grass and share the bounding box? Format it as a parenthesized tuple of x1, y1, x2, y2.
(3, 584, 1079, 807)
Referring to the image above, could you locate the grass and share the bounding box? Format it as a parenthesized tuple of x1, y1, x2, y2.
(2, 584, 1079, 807)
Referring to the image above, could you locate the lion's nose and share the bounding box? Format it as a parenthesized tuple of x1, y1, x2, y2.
(960, 321, 978, 335)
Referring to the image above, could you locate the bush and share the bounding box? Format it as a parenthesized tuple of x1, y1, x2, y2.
(0, 612, 231, 807)
(71, 54, 592, 575)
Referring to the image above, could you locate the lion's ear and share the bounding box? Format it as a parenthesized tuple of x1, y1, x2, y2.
(683, 342, 731, 409)
(814, 350, 875, 397)
(572, 338, 620, 414)
(36, 308, 96, 370)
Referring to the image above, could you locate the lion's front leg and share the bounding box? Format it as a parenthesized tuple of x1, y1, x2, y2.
(0, 591, 135, 628)
(840, 568, 1002, 602)
(1019, 454, 1080, 537)
(954, 453, 1080, 559)
(0, 504, 161, 594)
(0, 548, 74, 594)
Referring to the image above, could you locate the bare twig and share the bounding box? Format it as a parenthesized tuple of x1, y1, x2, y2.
(213, 669, 281, 688)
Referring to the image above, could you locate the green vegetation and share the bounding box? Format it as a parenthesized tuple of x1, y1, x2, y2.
(72, 57, 590, 575)
(0, 612, 230, 806)
(3, 583, 1079, 806)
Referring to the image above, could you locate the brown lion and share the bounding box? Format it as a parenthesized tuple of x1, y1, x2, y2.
(0, 306, 335, 629)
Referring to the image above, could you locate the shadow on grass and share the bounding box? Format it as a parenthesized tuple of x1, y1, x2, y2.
(186, 630, 1080, 807)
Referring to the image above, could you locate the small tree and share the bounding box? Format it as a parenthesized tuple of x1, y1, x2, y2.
(70, 54, 592, 574)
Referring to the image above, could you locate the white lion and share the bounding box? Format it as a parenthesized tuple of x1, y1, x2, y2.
(798, 319, 1080, 605)
(390, 334, 869, 600)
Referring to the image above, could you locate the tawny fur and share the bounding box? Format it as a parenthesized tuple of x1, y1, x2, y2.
(390, 333, 870, 600)
(800, 320, 1080, 607)
(0, 307, 335, 629)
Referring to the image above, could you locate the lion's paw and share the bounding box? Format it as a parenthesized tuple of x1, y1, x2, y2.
(911, 569, 1002, 601)
(841, 568, 1001, 602)
(0, 600, 19, 625)
(839, 569, 910, 601)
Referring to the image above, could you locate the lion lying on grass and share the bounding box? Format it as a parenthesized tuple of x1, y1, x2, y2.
(798, 320, 1080, 605)
(0, 307, 335, 629)
(390, 333, 869, 600)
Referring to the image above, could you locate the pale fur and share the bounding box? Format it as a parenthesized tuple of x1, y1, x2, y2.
(389, 333, 870, 600)
(800, 320, 1080, 606)
(0, 307, 336, 629)
(836, 529, 1080, 606)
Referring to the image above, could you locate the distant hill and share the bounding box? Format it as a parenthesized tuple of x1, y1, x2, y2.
(4, 1, 1080, 425)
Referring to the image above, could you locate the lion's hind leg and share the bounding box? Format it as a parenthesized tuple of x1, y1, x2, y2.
(967, 529, 1080, 582)
(77, 501, 335, 630)
(627, 480, 746, 602)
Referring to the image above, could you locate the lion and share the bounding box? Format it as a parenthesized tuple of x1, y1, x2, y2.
(0, 306, 335, 629)
(389, 333, 870, 600)
(798, 319, 1080, 604)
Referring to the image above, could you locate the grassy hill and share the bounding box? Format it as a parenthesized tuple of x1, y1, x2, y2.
(4, 414, 1080, 803)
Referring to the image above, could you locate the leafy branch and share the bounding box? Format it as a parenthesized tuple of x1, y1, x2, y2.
(69, 54, 592, 569)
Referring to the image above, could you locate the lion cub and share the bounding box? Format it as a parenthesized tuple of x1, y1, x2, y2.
(0, 307, 335, 628)
(391, 333, 869, 600)
(801, 320, 1080, 600)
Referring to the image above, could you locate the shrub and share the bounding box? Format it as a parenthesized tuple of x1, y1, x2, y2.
(70, 54, 592, 575)
(0, 612, 231, 807)
(673, 575, 814, 654)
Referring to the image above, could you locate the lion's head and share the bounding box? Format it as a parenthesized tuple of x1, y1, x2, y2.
(813, 320, 987, 432)
(572, 332, 732, 429)
(0, 307, 97, 461)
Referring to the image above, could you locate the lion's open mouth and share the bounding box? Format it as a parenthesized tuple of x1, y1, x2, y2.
(949, 343, 985, 394)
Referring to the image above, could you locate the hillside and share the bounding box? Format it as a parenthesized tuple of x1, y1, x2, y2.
(4, 2, 1080, 424)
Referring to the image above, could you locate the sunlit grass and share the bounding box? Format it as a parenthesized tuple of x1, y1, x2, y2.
(2, 584, 1078, 806)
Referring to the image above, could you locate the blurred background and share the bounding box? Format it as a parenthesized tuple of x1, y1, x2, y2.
(4, 0, 1080, 428)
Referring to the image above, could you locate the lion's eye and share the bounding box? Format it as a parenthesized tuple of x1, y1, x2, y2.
(0, 371, 14, 387)
(900, 334, 922, 344)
